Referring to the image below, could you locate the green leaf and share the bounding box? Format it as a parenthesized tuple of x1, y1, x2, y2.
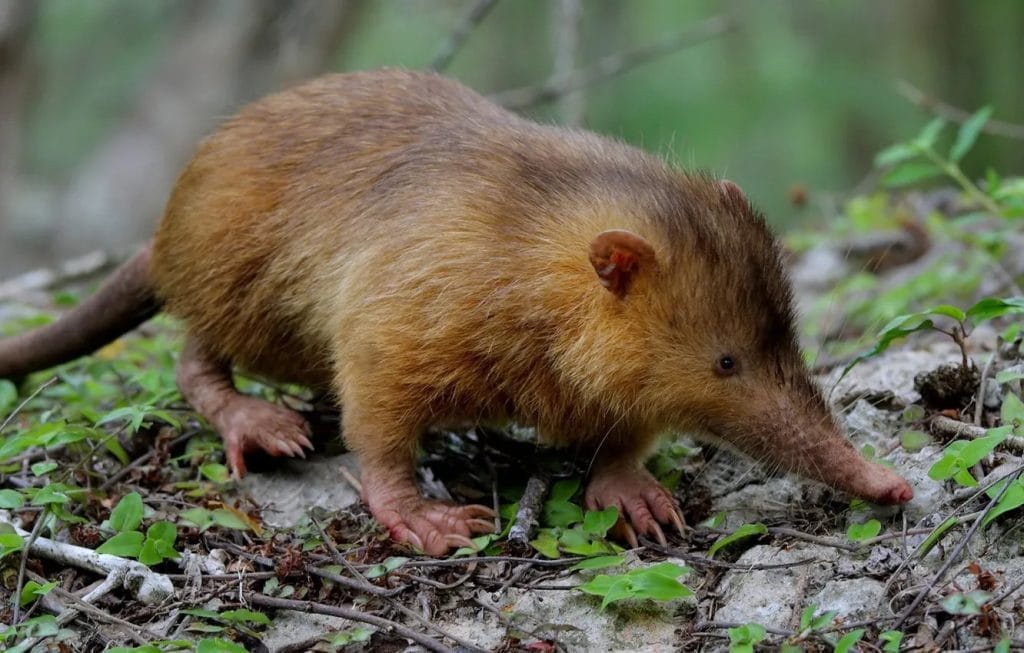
(220, 609, 271, 626)
(0, 489, 25, 509)
(1002, 393, 1024, 431)
(941, 590, 992, 615)
(880, 630, 904, 653)
(846, 519, 881, 542)
(196, 638, 248, 653)
(727, 623, 766, 652)
(210, 509, 252, 531)
(0, 379, 17, 414)
(950, 106, 992, 161)
(874, 143, 918, 167)
(365, 556, 409, 578)
(102, 437, 131, 465)
(708, 522, 767, 557)
(799, 603, 817, 630)
(882, 161, 944, 188)
(915, 117, 946, 148)
(834, 628, 866, 653)
(550, 478, 581, 502)
(996, 369, 1024, 384)
(543, 500, 583, 528)
(569, 554, 626, 571)
(30, 485, 70, 505)
(18, 580, 57, 607)
(983, 479, 1024, 526)
(628, 569, 693, 602)
(582, 506, 619, 537)
(899, 430, 930, 452)
(200, 463, 230, 483)
(109, 492, 144, 533)
(918, 515, 958, 557)
(146, 521, 177, 546)
(96, 530, 144, 557)
(530, 530, 561, 559)
(180, 508, 214, 531)
(965, 297, 1024, 325)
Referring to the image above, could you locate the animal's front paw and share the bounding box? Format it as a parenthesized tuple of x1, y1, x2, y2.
(363, 480, 495, 556)
(215, 396, 314, 477)
(585, 466, 685, 548)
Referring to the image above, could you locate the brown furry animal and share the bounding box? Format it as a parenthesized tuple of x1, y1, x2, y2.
(0, 69, 913, 554)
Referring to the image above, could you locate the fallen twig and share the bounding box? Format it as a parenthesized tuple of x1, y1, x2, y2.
(247, 593, 466, 653)
(930, 415, 1024, 454)
(491, 14, 734, 110)
(0, 513, 174, 604)
(508, 474, 549, 547)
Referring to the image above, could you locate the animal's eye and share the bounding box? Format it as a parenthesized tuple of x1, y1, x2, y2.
(715, 355, 738, 377)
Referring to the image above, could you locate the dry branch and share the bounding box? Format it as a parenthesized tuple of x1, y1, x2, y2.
(897, 80, 1024, 140)
(491, 14, 735, 110)
(430, 0, 499, 72)
(508, 474, 549, 547)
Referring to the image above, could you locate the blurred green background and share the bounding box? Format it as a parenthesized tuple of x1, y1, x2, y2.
(1, 0, 1021, 276)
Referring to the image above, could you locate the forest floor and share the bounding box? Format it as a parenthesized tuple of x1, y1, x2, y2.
(1, 189, 1024, 652)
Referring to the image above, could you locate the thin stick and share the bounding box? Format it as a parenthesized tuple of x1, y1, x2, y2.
(12, 507, 48, 624)
(491, 14, 734, 110)
(896, 80, 1024, 140)
(429, 0, 499, 72)
(0, 377, 57, 432)
(931, 415, 1024, 454)
(247, 593, 458, 653)
(885, 467, 1022, 638)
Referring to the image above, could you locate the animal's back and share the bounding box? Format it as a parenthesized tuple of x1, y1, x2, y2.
(151, 69, 522, 387)
(151, 69, 668, 403)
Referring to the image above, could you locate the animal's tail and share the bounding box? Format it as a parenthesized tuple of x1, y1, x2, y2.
(0, 244, 161, 380)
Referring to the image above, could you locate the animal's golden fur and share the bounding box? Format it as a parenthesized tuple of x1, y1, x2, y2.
(1, 70, 912, 552)
(151, 69, 789, 470)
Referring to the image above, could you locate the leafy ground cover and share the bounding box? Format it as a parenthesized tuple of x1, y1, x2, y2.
(1, 110, 1023, 652)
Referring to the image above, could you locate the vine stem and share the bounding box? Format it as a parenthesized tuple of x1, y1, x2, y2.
(919, 146, 1004, 217)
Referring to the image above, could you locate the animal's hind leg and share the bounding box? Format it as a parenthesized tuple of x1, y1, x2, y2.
(177, 334, 313, 477)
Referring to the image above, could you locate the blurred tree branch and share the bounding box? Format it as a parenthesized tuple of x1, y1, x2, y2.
(0, 0, 37, 244)
(430, 0, 499, 72)
(52, 0, 366, 260)
(896, 79, 1024, 141)
(551, 0, 583, 127)
(491, 14, 735, 111)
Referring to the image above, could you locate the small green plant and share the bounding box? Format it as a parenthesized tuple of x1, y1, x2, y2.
(708, 522, 767, 557)
(940, 590, 992, 615)
(181, 607, 271, 639)
(845, 519, 881, 542)
(529, 478, 622, 558)
(96, 492, 180, 565)
(876, 107, 993, 200)
(727, 623, 766, 653)
(845, 296, 1024, 375)
(578, 561, 692, 609)
(879, 630, 904, 653)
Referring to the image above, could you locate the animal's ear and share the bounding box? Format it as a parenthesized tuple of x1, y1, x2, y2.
(589, 229, 656, 298)
(719, 179, 747, 206)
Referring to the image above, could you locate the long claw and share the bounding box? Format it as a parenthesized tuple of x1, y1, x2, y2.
(670, 508, 686, 535)
(650, 521, 667, 546)
(402, 530, 424, 552)
(298, 434, 315, 450)
(463, 505, 496, 519)
(466, 518, 496, 533)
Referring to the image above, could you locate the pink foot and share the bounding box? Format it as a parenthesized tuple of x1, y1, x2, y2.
(585, 466, 685, 548)
(214, 396, 314, 477)
(363, 477, 495, 556)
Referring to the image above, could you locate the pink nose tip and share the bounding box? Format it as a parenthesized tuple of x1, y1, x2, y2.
(878, 479, 914, 505)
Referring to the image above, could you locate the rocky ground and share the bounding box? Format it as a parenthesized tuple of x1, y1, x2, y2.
(1, 219, 1023, 652)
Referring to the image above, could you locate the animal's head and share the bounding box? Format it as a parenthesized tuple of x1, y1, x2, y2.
(584, 176, 912, 505)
